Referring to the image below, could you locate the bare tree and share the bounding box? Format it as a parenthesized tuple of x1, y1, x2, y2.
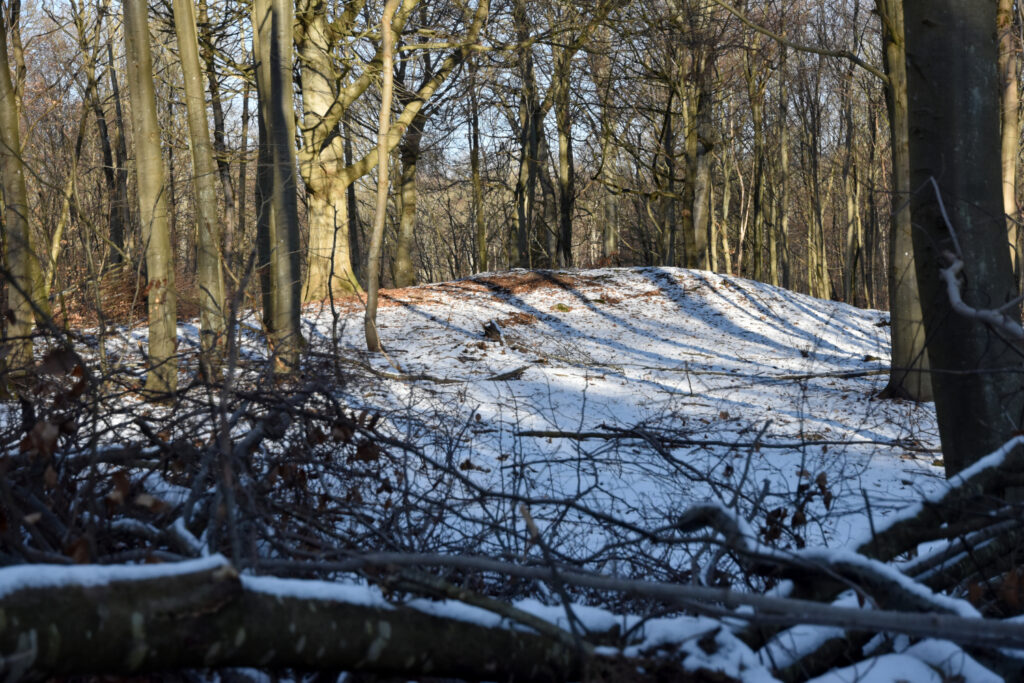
(123, 0, 178, 395)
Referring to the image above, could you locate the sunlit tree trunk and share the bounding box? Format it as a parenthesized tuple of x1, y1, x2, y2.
(877, 0, 932, 400)
(998, 0, 1020, 277)
(123, 0, 177, 395)
(0, 6, 33, 379)
(173, 0, 226, 379)
(553, 44, 575, 268)
(296, 0, 361, 301)
(365, 0, 400, 353)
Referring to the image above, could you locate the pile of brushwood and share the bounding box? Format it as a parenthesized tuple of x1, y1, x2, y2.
(2, 330, 1024, 682)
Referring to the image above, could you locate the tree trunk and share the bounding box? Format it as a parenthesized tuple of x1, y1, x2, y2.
(173, 0, 226, 379)
(877, 0, 932, 401)
(253, 0, 303, 372)
(554, 45, 575, 268)
(365, 0, 400, 353)
(778, 60, 791, 290)
(660, 95, 677, 266)
(297, 0, 360, 301)
(904, 0, 1024, 476)
(123, 0, 178, 395)
(197, 0, 239, 279)
(393, 109, 425, 288)
(107, 38, 133, 263)
(469, 57, 487, 272)
(511, 0, 539, 269)
(745, 56, 767, 282)
(0, 561, 584, 682)
(999, 0, 1020, 277)
(0, 8, 33, 379)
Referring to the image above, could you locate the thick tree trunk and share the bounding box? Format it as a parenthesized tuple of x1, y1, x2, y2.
(0, 560, 584, 682)
(123, 0, 178, 395)
(253, 0, 303, 372)
(393, 109, 425, 288)
(297, 0, 360, 300)
(173, 0, 226, 379)
(904, 0, 1024, 476)
(878, 0, 932, 401)
(691, 94, 713, 271)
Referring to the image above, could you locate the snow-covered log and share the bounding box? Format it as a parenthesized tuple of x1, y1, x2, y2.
(0, 558, 584, 682)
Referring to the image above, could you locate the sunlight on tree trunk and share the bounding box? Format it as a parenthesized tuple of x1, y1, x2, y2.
(123, 0, 177, 396)
(365, 0, 401, 353)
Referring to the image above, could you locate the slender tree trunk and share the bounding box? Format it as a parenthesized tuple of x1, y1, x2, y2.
(197, 0, 238, 278)
(233, 73, 250, 271)
(107, 39, 132, 262)
(904, 0, 1024, 476)
(660, 95, 677, 266)
(745, 55, 767, 282)
(344, 113, 363, 286)
(778, 64, 791, 289)
(365, 0, 400, 352)
(123, 0, 177, 395)
(554, 46, 575, 268)
(469, 58, 487, 272)
(511, 0, 538, 269)
(999, 0, 1020, 276)
(877, 0, 932, 401)
(720, 147, 733, 275)
(173, 0, 226, 379)
(0, 8, 33, 379)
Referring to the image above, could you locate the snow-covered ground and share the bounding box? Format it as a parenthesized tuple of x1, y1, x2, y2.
(9, 266, 1004, 681)
(304, 267, 944, 554)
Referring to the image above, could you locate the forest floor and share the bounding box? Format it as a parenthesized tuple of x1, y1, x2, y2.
(10, 266, 1005, 681)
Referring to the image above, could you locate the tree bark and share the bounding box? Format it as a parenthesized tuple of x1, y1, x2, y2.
(392, 109, 425, 288)
(554, 44, 575, 268)
(877, 0, 932, 401)
(511, 0, 539, 269)
(0, 6, 33, 379)
(999, 0, 1020, 277)
(173, 0, 227, 379)
(123, 0, 178, 395)
(197, 0, 239, 280)
(253, 0, 303, 372)
(0, 561, 583, 682)
(469, 57, 487, 272)
(365, 0, 400, 353)
(904, 0, 1024, 475)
